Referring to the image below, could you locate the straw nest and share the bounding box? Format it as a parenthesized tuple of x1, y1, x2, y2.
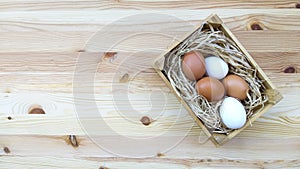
(163, 22, 268, 134)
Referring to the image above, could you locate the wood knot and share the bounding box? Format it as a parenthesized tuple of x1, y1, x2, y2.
(157, 152, 165, 157)
(140, 116, 152, 126)
(296, 3, 300, 8)
(77, 49, 85, 52)
(66, 135, 79, 148)
(119, 73, 129, 83)
(29, 108, 45, 114)
(251, 23, 263, 30)
(3, 147, 10, 154)
(103, 52, 117, 59)
(99, 166, 109, 169)
(28, 105, 45, 114)
(284, 66, 296, 73)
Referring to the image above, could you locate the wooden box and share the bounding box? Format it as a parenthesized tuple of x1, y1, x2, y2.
(153, 14, 283, 146)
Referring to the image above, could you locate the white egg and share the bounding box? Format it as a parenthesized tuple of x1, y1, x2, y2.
(220, 97, 246, 129)
(205, 56, 229, 79)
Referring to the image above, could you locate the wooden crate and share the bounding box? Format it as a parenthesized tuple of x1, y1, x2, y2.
(153, 14, 283, 146)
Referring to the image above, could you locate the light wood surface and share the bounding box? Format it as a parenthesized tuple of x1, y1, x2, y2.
(0, 1, 299, 168)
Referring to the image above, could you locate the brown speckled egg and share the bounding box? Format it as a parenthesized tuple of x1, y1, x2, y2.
(182, 51, 206, 81)
(196, 77, 225, 102)
(222, 74, 249, 100)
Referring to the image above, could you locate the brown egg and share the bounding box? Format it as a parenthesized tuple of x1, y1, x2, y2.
(182, 51, 206, 81)
(222, 74, 249, 100)
(196, 77, 225, 102)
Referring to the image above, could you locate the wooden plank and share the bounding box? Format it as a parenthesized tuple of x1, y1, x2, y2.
(234, 31, 300, 52)
(0, 31, 299, 52)
(0, 75, 298, 118)
(0, 114, 194, 136)
(250, 52, 300, 73)
(0, 109, 299, 136)
(0, 156, 299, 169)
(0, 72, 298, 93)
(0, 10, 299, 32)
(0, 52, 299, 73)
(0, 80, 298, 117)
(0, 0, 298, 10)
(0, 136, 299, 160)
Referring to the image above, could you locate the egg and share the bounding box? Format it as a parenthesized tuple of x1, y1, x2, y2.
(220, 97, 246, 129)
(182, 51, 206, 81)
(222, 74, 249, 100)
(205, 56, 229, 79)
(196, 77, 225, 102)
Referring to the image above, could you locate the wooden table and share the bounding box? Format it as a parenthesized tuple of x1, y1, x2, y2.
(0, 1, 299, 168)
